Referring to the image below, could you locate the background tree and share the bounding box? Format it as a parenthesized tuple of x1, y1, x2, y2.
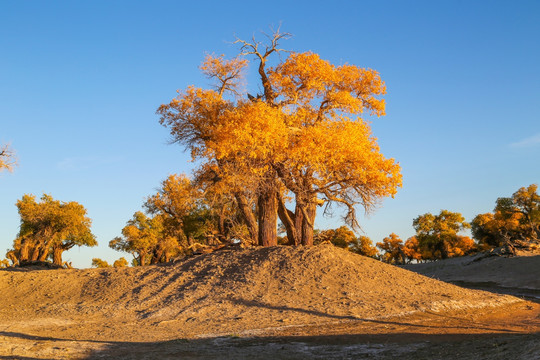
(0, 143, 16, 172)
(403, 236, 423, 263)
(110, 212, 180, 266)
(472, 184, 540, 253)
(111, 173, 249, 266)
(144, 174, 202, 250)
(113, 257, 128, 267)
(146, 172, 248, 246)
(510, 184, 540, 241)
(314, 226, 378, 257)
(0, 259, 10, 268)
(8, 194, 96, 266)
(349, 235, 379, 257)
(376, 233, 405, 264)
(158, 30, 402, 248)
(314, 226, 357, 248)
(413, 210, 471, 260)
(91, 258, 110, 268)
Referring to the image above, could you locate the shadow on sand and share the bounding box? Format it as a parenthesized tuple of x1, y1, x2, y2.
(1, 327, 538, 360)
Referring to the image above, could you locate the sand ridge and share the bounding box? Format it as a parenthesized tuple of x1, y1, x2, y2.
(0, 244, 538, 359)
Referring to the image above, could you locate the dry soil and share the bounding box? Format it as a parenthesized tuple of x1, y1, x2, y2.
(0, 244, 538, 359)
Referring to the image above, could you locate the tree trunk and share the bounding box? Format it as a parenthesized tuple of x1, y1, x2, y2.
(258, 189, 278, 247)
(138, 253, 147, 266)
(235, 192, 258, 244)
(30, 244, 41, 261)
(18, 238, 30, 263)
(52, 246, 63, 266)
(301, 203, 317, 246)
(38, 245, 49, 262)
(150, 247, 163, 264)
(217, 209, 227, 243)
(294, 204, 304, 246)
(277, 192, 298, 245)
(436, 237, 449, 260)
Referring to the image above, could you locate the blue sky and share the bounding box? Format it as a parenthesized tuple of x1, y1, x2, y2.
(1, 1, 539, 268)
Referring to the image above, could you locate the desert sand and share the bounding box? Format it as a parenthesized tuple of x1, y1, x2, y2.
(0, 244, 538, 359)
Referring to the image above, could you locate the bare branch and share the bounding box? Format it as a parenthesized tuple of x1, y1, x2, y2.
(0, 143, 16, 172)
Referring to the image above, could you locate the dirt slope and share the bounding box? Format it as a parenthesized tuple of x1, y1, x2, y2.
(402, 251, 540, 297)
(0, 245, 520, 332)
(0, 244, 537, 359)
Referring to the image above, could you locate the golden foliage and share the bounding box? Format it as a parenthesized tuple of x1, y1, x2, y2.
(200, 54, 247, 95)
(158, 31, 402, 246)
(110, 212, 180, 266)
(113, 257, 128, 268)
(10, 194, 96, 266)
(0, 259, 11, 268)
(269, 51, 386, 116)
(472, 184, 540, 249)
(91, 258, 110, 268)
(376, 233, 405, 264)
(403, 236, 422, 262)
(349, 235, 379, 258)
(145, 174, 200, 219)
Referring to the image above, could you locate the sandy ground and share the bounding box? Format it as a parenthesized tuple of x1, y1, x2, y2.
(403, 250, 540, 300)
(0, 245, 538, 359)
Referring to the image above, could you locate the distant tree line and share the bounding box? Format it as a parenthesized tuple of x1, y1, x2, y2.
(374, 184, 540, 264)
(1, 182, 538, 269)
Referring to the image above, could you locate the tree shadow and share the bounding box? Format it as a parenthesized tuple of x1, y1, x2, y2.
(1, 330, 538, 360)
(448, 281, 540, 303)
(0, 356, 52, 360)
(226, 297, 524, 333)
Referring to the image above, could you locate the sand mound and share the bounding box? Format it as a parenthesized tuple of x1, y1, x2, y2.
(403, 252, 540, 291)
(0, 244, 520, 338)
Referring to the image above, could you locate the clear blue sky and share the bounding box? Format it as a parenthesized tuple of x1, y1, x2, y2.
(1, 1, 539, 268)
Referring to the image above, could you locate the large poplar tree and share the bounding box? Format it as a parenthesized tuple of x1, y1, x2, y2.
(158, 30, 402, 247)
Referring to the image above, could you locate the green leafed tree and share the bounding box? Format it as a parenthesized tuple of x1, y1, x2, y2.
(472, 184, 540, 253)
(413, 210, 471, 260)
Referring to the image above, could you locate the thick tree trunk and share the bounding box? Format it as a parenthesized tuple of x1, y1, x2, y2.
(38, 245, 49, 262)
(18, 239, 30, 263)
(436, 237, 449, 260)
(301, 203, 317, 246)
(235, 192, 258, 244)
(52, 246, 63, 266)
(150, 248, 163, 264)
(258, 189, 278, 247)
(30, 244, 42, 261)
(138, 253, 147, 266)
